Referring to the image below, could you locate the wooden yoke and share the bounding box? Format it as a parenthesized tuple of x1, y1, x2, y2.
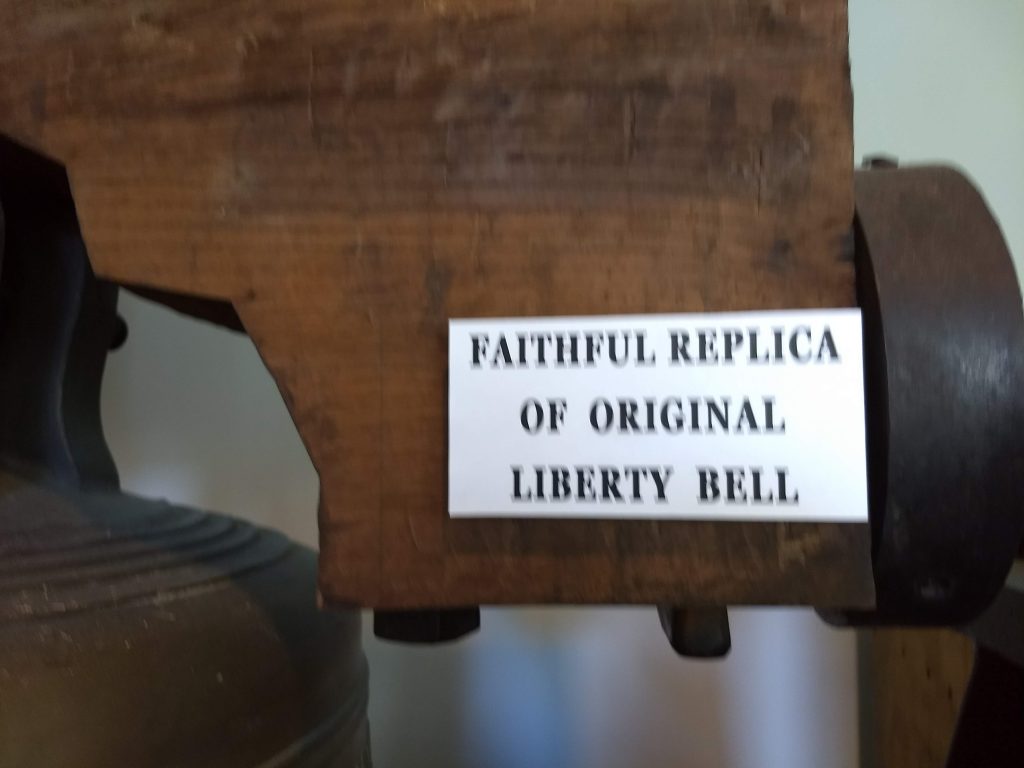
(0, 0, 872, 609)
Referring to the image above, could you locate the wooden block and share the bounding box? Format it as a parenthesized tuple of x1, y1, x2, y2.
(859, 630, 975, 768)
(0, 0, 872, 608)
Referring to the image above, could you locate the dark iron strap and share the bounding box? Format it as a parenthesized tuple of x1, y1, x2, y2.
(833, 165, 1024, 626)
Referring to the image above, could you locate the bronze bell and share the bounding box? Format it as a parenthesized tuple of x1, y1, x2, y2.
(0, 139, 370, 766)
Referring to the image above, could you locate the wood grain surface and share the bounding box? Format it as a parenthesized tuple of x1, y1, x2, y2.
(0, 0, 872, 608)
(860, 630, 975, 768)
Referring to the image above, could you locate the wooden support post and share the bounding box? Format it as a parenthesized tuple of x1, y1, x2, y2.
(0, 0, 871, 609)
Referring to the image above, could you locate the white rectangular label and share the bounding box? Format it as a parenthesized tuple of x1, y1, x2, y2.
(448, 309, 868, 522)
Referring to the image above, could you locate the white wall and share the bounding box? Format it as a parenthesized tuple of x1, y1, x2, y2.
(852, 0, 1024, 278)
(100, 3, 1024, 766)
